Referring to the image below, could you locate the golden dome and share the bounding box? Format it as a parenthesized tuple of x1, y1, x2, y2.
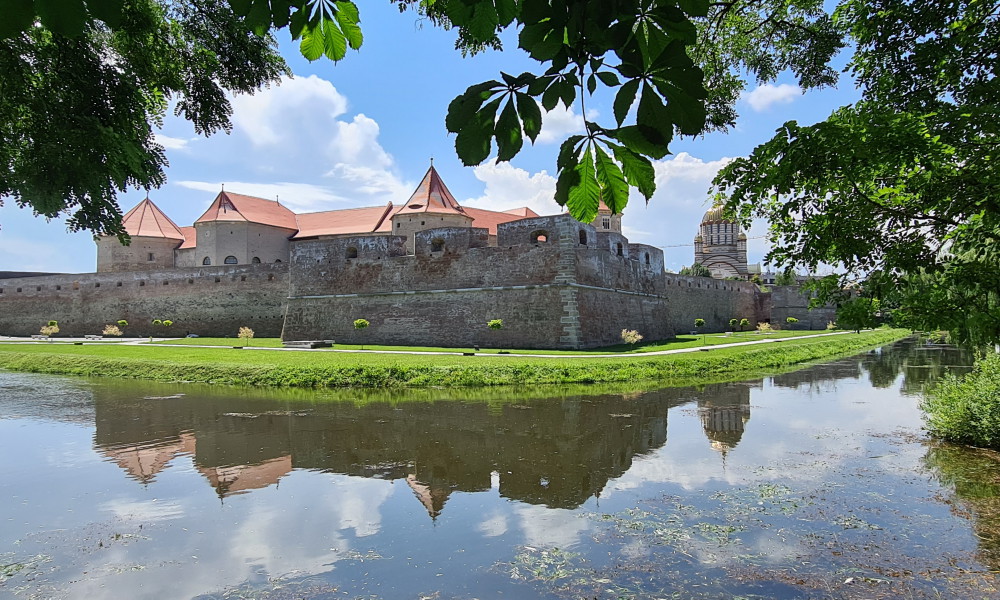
(701, 205, 731, 223)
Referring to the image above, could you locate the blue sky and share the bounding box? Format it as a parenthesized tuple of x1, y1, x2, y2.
(0, 4, 859, 274)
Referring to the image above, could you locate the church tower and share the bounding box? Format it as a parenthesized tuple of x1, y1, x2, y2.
(693, 205, 749, 279)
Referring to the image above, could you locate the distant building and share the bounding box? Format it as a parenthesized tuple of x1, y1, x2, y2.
(693, 205, 750, 279)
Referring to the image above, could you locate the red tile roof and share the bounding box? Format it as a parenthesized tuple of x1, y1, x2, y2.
(463, 207, 538, 236)
(292, 203, 395, 239)
(178, 227, 197, 249)
(121, 198, 186, 240)
(195, 191, 298, 230)
(392, 166, 468, 217)
(501, 207, 540, 217)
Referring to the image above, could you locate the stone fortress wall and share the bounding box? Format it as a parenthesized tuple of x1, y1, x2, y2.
(0, 215, 780, 348)
(0, 264, 288, 337)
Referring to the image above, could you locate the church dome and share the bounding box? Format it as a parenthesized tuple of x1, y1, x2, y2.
(738, 232, 747, 240)
(701, 205, 730, 223)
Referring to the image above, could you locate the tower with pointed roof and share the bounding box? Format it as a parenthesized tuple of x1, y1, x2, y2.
(389, 165, 474, 254)
(176, 190, 299, 268)
(591, 200, 622, 234)
(96, 198, 188, 272)
(693, 205, 749, 279)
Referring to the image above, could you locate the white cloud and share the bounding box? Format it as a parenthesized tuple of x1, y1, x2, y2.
(536, 104, 598, 144)
(169, 74, 412, 212)
(463, 161, 562, 216)
(154, 134, 193, 151)
(231, 75, 349, 147)
(176, 180, 352, 212)
(744, 83, 801, 112)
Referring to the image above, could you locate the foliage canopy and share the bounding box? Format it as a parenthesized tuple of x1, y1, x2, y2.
(0, 0, 843, 235)
(713, 0, 1000, 346)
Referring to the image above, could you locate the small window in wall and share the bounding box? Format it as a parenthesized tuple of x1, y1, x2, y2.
(139, 281, 145, 287)
(644, 253, 650, 265)
(146, 252, 154, 261)
(531, 230, 549, 243)
(616, 242, 624, 256)
(431, 238, 445, 253)
(251, 257, 261, 264)
(94, 283, 100, 288)
(602, 217, 611, 229)
(202, 257, 212, 266)
(346, 247, 358, 259)
(579, 230, 587, 245)
(224, 256, 238, 264)
(421, 221, 425, 226)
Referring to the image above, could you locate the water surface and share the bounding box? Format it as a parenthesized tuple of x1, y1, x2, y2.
(1, 338, 997, 599)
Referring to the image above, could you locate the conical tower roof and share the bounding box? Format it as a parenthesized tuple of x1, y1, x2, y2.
(393, 166, 468, 217)
(121, 198, 185, 240)
(195, 191, 298, 230)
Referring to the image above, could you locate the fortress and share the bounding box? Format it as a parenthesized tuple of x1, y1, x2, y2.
(0, 166, 831, 348)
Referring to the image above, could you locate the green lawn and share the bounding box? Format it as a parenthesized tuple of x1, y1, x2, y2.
(0, 329, 911, 388)
(146, 328, 843, 355)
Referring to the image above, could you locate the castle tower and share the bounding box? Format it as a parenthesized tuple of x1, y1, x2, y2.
(390, 165, 474, 254)
(693, 205, 749, 279)
(96, 198, 187, 272)
(590, 200, 622, 233)
(184, 190, 298, 267)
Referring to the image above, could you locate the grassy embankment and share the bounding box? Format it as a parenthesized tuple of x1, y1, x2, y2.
(0, 328, 910, 388)
(148, 328, 842, 354)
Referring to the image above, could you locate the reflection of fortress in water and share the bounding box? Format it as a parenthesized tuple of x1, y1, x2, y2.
(93, 383, 752, 515)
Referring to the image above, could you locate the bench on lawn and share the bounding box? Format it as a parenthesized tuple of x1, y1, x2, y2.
(282, 340, 333, 349)
(84, 335, 103, 340)
(30, 335, 48, 339)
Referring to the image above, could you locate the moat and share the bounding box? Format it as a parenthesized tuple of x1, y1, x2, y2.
(2, 338, 998, 599)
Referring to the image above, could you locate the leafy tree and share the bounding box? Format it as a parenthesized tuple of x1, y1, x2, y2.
(0, 0, 843, 235)
(728, 318, 738, 331)
(679, 262, 712, 278)
(785, 316, 799, 329)
(836, 297, 879, 333)
(714, 0, 1000, 346)
(738, 317, 750, 332)
(620, 328, 643, 345)
(774, 270, 797, 287)
(354, 318, 370, 349)
(487, 319, 503, 331)
(238, 326, 254, 347)
(693, 317, 705, 343)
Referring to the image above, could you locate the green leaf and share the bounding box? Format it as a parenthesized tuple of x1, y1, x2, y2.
(568, 146, 601, 223)
(335, 1, 363, 49)
(637, 83, 673, 139)
(587, 74, 597, 95)
(516, 93, 542, 143)
(299, 24, 326, 61)
(677, 0, 709, 18)
(495, 0, 517, 26)
(611, 144, 656, 201)
(37, 0, 88, 36)
(446, 82, 500, 134)
(594, 145, 629, 214)
(541, 82, 561, 111)
(322, 20, 348, 61)
(0, 0, 34, 36)
(468, 1, 500, 42)
(526, 75, 552, 96)
(246, 0, 272, 34)
(557, 135, 584, 170)
(495, 99, 523, 162)
(270, 0, 292, 29)
(289, 7, 308, 38)
(229, 0, 253, 17)
(554, 162, 581, 208)
(612, 125, 671, 159)
(88, 0, 125, 28)
(613, 78, 639, 126)
(455, 97, 502, 166)
(520, 24, 563, 61)
(596, 71, 620, 87)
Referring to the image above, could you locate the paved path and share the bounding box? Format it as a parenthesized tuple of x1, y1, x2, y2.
(0, 331, 861, 359)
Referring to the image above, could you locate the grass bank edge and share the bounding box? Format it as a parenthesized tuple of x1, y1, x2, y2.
(0, 328, 911, 388)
